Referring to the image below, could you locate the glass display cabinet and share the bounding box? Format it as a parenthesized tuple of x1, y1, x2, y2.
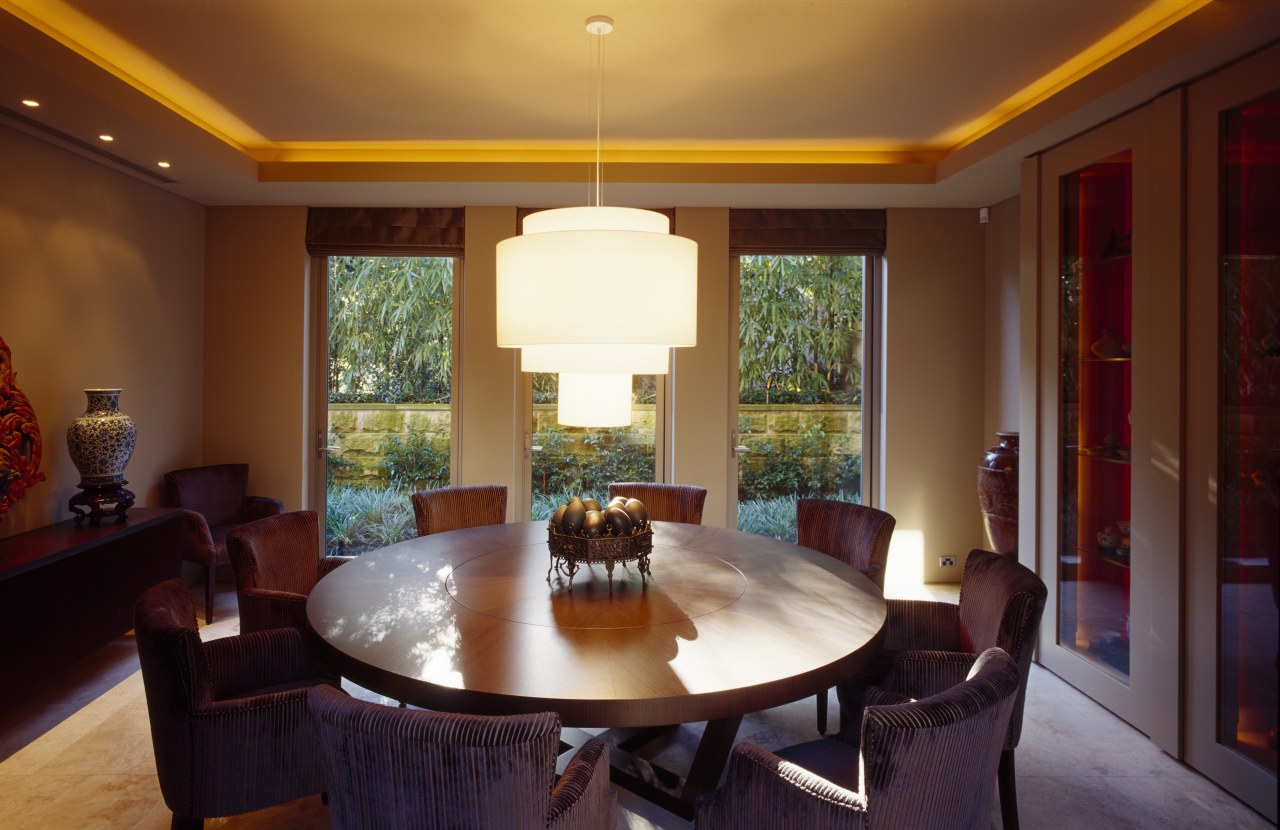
(1058, 154, 1133, 681)
(1217, 89, 1279, 776)
(1034, 97, 1181, 751)
(1187, 45, 1279, 818)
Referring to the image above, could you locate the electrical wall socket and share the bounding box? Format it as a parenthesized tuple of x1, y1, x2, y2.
(939, 556, 957, 568)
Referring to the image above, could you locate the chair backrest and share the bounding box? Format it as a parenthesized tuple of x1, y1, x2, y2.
(607, 482, 707, 525)
(795, 499, 895, 590)
(163, 463, 249, 528)
(227, 510, 322, 596)
(411, 484, 507, 537)
(133, 579, 212, 806)
(308, 684, 562, 830)
(956, 549, 1048, 749)
(861, 647, 1020, 828)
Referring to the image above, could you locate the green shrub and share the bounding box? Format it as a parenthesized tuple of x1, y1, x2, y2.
(736, 490, 861, 541)
(378, 426, 450, 490)
(531, 426, 653, 502)
(737, 496, 800, 541)
(739, 419, 860, 501)
(324, 483, 416, 555)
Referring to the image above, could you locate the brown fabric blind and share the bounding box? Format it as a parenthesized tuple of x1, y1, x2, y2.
(729, 208, 885, 255)
(305, 207, 464, 256)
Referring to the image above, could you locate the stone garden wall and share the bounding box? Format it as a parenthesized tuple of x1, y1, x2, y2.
(328, 402, 861, 480)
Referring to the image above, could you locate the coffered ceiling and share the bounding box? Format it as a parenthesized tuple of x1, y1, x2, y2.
(2, 0, 1278, 207)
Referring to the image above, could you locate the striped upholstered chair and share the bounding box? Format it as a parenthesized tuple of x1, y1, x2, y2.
(796, 498, 896, 733)
(695, 648, 1020, 830)
(163, 463, 284, 623)
(607, 482, 707, 524)
(227, 510, 353, 634)
(308, 684, 617, 829)
(134, 579, 337, 830)
(837, 549, 1047, 830)
(410, 484, 507, 537)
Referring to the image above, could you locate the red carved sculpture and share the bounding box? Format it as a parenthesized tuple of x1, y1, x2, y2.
(0, 336, 45, 517)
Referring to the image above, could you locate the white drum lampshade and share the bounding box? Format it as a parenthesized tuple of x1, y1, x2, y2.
(557, 372, 633, 427)
(520, 343, 671, 375)
(496, 206, 697, 350)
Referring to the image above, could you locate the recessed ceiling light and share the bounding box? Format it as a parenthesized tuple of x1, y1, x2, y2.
(21, 99, 39, 108)
(99, 134, 114, 142)
(157, 161, 171, 168)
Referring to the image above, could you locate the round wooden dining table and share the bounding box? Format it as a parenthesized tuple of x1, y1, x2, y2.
(306, 519, 885, 817)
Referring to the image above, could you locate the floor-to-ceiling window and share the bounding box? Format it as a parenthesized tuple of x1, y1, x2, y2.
(321, 255, 456, 554)
(734, 254, 869, 540)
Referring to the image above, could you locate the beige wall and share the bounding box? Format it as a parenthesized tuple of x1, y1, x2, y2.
(671, 208, 732, 527)
(0, 125, 205, 538)
(983, 196, 1021, 439)
(203, 207, 309, 509)
(883, 208, 987, 584)
(460, 206, 521, 519)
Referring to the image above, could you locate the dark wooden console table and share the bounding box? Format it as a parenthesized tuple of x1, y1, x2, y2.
(0, 507, 184, 701)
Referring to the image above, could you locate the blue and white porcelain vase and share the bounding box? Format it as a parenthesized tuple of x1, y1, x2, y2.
(66, 388, 136, 487)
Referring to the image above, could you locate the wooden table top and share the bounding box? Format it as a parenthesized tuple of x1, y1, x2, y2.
(307, 520, 886, 728)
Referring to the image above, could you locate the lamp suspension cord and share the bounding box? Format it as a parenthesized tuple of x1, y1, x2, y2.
(593, 25, 604, 208)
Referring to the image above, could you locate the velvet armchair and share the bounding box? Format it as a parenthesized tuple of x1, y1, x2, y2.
(796, 498, 896, 733)
(163, 463, 284, 622)
(607, 482, 707, 524)
(226, 509, 352, 634)
(837, 549, 1047, 830)
(696, 648, 1020, 830)
(134, 578, 337, 830)
(308, 684, 617, 829)
(410, 484, 507, 537)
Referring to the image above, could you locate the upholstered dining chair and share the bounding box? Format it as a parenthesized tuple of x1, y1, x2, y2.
(163, 463, 284, 623)
(134, 578, 337, 830)
(607, 482, 707, 524)
(226, 509, 353, 634)
(796, 498, 896, 733)
(696, 647, 1020, 830)
(837, 549, 1047, 830)
(308, 684, 617, 830)
(410, 484, 507, 537)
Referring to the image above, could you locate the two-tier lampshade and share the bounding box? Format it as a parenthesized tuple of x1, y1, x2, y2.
(496, 205, 697, 426)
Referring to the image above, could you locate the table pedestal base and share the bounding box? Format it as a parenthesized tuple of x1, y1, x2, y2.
(561, 715, 744, 820)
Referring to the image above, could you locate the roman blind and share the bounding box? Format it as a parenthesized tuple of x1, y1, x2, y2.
(305, 207, 464, 256)
(729, 208, 886, 255)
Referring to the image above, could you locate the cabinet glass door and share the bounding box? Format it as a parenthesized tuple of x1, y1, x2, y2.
(1218, 90, 1279, 775)
(1058, 154, 1134, 681)
(1188, 52, 1279, 818)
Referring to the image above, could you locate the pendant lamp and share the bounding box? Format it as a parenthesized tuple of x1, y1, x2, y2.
(495, 15, 697, 426)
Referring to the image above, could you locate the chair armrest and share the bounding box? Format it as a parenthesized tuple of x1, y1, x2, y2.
(882, 650, 978, 700)
(205, 627, 329, 699)
(177, 509, 217, 566)
(187, 686, 323, 804)
(695, 743, 866, 830)
(241, 496, 285, 522)
(238, 588, 311, 634)
(883, 599, 962, 652)
(318, 556, 355, 577)
(548, 737, 616, 829)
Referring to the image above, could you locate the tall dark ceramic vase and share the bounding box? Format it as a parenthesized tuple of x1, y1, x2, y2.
(977, 431, 1018, 556)
(66, 388, 136, 524)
